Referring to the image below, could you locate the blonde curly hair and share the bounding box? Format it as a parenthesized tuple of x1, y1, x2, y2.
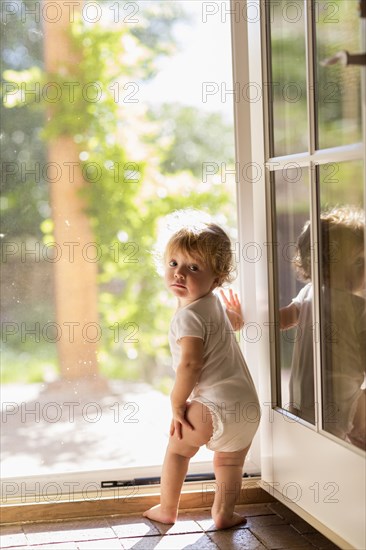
(294, 205, 365, 289)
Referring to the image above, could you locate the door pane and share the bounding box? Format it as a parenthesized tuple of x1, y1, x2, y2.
(319, 161, 365, 450)
(315, 0, 362, 149)
(273, 167, 315, 423)
(1, 0, 236, 482)
(269, 0, 308, 156)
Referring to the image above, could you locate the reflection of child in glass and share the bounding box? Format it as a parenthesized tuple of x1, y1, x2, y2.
(279, 206, 365, 448)
(144, 216, 260, 528)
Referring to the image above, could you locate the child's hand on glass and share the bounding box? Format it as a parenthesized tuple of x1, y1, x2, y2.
(220, 289, 244, 330)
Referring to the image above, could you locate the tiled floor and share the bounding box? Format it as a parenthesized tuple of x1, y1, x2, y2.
(0, 501, 341, 550)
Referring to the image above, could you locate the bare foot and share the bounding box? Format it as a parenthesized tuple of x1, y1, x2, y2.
(213, 512, 247, 530)
(143, 504, 177, 524)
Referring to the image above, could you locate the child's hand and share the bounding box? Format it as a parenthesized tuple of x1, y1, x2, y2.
(170, 402, 194, 440)
(220, 289, 244, 330)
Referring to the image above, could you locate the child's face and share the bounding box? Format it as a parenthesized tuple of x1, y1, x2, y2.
(329, 245, 365, 292)
(164, 249, 218, 307)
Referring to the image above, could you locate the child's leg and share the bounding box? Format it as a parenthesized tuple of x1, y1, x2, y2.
(143, 401, 213, 524)
(211, 445, 250, 529)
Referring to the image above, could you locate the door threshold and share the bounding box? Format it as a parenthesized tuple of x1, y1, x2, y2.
(1, 477, 274, 525)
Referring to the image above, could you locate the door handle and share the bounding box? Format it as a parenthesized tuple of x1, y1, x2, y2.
(320, 50, 366, 67)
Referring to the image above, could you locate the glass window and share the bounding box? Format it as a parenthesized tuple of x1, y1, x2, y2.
(319, 161, 365, 450)
(268, 0, 308, 156)
(1, 0, 237, 483)
(273, 167, 315, 424)
(315, 0, 362, 149)
(266, 0, 365, 452)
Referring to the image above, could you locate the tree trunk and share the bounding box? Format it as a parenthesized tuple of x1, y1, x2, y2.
(43, 0, 99, 381)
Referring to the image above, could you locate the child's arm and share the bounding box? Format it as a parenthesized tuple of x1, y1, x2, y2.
(220, 289, 244, 331)
(221, 289, 299, 331)
(279, 303, 299, 330)
(170, 336, 203, 440)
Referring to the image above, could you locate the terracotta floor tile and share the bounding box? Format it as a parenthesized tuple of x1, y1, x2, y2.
(195, 511, 248, 532)
(155, 532, 220, 549)
(302, 532, 341, 549)
(119, 532, 219, 549)
(249, 523, 317, 549)
(119, 535, 163, 549)
(290, 518, 318, 535)
(0, 525, 28, 548)
(77, 538, 124, 549)
(11, 544, 78, 550)
(208, 528, 266, 549)
(187, 503, 275, 532)
(23, 519, 115, 545)
(39, 545, 78, 550)
(245, 514, 287, 529)
(236, 503, 276, 517)
(154, 515, 204, 535)
(108, 516, 160, 538)
(192, 510, 217, 532)
(268, 501, 300, 521)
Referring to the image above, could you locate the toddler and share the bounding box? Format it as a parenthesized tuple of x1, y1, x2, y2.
(143, 214, 260, 528)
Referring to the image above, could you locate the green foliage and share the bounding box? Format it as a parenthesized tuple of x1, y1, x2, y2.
(1, 346, 58, 385)
(128, 1, 188, 58)
(1, 0, 46, 240)
(147, 104, 235, 177)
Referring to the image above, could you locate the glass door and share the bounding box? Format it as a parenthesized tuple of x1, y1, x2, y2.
(269, 0, 365, 440)
(1, 0, 246, 502)
(231, 0, 365, 548)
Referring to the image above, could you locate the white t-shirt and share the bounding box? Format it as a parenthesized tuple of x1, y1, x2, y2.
(290, 283, 315, 421)
(168, 292, 260, 451)
(322, 287, 366, 437)
(291, 283, 366, 436)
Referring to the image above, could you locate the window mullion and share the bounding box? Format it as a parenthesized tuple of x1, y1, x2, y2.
(306, 0, 322, 433)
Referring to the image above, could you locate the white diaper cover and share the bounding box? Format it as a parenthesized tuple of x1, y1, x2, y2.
(192, 396, 261, 452)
